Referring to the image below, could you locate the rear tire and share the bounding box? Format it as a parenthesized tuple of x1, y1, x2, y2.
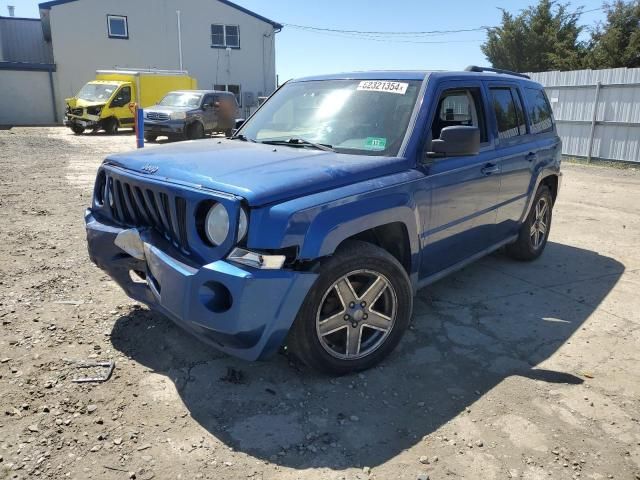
(103, 117, 118, 135)
(70, 125, 85, 135)
(144, 134, 158, 142)
(505, 185, 553, 261)
(288, 240, 413, 375)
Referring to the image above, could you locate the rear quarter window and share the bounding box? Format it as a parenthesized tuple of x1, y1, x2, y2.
(525, 87, 554, 134)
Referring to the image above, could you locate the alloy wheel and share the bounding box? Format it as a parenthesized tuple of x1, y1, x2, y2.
(530, 197, 549, 249)
(315, 269, 397, 360)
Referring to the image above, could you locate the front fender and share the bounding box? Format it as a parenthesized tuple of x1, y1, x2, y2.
(301, 194, 418, 259)
(247, 170, 424, 281)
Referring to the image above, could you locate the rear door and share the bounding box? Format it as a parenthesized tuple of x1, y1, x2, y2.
(418, 80, 501, 279)
(485, 83, 538, 241)
(523, 86, 560, 182)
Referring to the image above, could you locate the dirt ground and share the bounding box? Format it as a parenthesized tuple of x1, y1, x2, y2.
(1, 127, 639, 480)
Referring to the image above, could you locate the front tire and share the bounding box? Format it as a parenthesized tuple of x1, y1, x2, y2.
(103, 117, 118, 135)
(187, 122, 205, 140)
(288, 240, 413, 375)
(506, 185, 553, 261)
(144, 134, 158, 142)
(70, 125, 85, 135)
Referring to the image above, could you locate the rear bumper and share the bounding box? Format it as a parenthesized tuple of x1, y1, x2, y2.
(85, 209, 317, 360)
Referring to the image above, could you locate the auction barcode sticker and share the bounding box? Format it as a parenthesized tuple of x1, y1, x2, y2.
(357, 81, 409, 95)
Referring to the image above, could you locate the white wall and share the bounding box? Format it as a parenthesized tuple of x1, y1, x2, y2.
(48, 0, 278, 121)
(0, 70, 56, 125)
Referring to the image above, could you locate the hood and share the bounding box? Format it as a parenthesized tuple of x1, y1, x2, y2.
(146, 105, 195, 114)
(105, 139, 411, 206)
(66, 97, 108, 108)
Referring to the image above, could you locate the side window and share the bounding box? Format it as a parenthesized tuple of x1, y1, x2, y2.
(490, 88, 526, 140)
(202, 95, 214, 107)
(111, 86, 131, 107)
(431, 88, 487, 143)
(525, 87, 554, 134)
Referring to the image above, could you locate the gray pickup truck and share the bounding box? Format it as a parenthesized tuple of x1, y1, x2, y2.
(143, 90, 241, 142)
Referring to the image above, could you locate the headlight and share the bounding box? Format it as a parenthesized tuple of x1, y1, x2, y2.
(87, 106, 102, 116)
(170, 111, 186, 120)
(205, 203, 229, 246)
(204, 204, 248, 246)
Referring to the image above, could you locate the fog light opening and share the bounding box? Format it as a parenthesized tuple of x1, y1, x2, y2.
(199, 281, 232, 313)
(129, 270, 147, 284)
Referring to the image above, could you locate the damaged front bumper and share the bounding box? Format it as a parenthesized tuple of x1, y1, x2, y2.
(65, 115, 101, 129)
(85, 209, 318, 361)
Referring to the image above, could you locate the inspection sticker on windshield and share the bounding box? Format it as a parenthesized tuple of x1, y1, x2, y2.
(357, 81, 408, 95)
(364, 137, 387, 150)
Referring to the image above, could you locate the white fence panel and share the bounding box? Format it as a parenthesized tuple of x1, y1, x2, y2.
(528, 68, 640, 163)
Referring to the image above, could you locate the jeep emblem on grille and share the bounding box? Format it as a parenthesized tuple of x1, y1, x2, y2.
(141, 164, 159, 174)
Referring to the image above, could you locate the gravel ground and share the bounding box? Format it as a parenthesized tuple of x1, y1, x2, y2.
(1, 127, 639, 480)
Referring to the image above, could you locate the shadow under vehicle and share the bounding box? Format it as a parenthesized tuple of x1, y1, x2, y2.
(110, 241, 624, 469)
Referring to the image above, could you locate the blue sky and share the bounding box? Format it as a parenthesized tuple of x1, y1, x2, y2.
(4, 0, 606, 81)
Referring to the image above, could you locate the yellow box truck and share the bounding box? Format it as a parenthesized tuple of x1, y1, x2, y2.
(64, 69, 197, 135)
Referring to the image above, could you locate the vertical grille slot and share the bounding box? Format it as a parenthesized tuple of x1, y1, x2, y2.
(157, 192, 173, 241)
(175, 197, 189, 252)
(113, 180, 127, 223)
(131, 186, 151, 225)
(122, 183, 139, 223)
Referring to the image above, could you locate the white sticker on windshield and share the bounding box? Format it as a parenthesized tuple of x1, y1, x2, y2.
(357, 81, 409, 95)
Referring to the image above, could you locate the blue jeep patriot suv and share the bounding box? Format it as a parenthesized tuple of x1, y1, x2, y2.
(85, 66, 561, 374)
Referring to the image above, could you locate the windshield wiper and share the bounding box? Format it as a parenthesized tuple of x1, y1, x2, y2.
(229, 134, 256, 142)
(260, 137, 335, 152)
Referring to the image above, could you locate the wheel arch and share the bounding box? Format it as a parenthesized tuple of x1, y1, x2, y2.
(297, 198, 420, 285)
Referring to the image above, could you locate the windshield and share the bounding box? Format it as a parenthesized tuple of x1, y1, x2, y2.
(77, 83, 118, 102)
(159, 92, 202, 108)
(239, 79, 422, 156)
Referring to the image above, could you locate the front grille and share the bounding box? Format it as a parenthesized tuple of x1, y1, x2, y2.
(104, 173, 190, 253)
(146, 111, 170, 121)
(71, 108, 83, 116)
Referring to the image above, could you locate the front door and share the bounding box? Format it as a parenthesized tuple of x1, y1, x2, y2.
(201, 94, 218, 131)
(418, 81, 501, 280)
(108, 85, 133, 128)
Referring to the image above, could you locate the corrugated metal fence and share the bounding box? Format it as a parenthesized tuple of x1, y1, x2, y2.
(527, 68, 640, 163)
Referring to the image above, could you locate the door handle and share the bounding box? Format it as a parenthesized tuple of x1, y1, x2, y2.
(526, 152, 537, 162)
(481, 164, 500, 175)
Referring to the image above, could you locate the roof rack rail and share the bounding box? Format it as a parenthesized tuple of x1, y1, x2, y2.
(464, 65, 531, 79)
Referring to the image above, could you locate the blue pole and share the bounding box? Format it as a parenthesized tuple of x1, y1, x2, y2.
(136, 108, 144, 148)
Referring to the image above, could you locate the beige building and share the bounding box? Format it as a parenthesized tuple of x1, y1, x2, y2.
(0, 0, 282, 125)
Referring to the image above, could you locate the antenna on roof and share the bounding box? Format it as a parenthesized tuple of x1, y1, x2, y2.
(465, 65, 530, 79)
(7, 5, 15, 17)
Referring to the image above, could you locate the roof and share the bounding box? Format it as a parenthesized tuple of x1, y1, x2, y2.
(38, 0, 283, 29)
(0, 15, 53, 64)
(292, 70, 542, 86)
(292, 71, 433, 82)
(171, 90, 235, 94)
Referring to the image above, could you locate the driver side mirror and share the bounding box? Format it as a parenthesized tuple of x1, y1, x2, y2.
(427, 126, 480, 158)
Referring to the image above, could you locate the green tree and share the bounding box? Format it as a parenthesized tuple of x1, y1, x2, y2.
(585, 1, 640, 68)
(481, 0, 586, 72)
